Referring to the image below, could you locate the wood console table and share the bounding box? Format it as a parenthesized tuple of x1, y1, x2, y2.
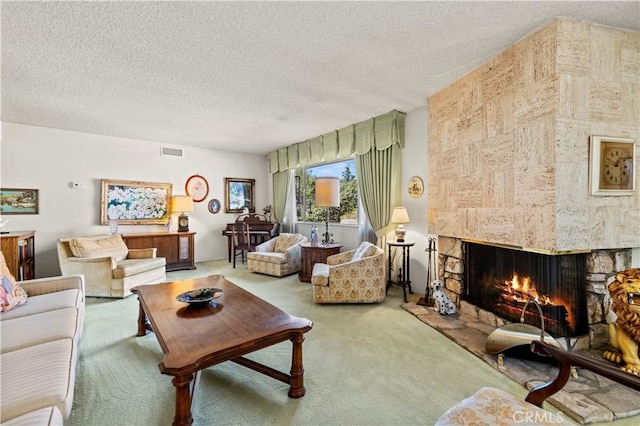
(122, 232, 196, 272)
(299, 242, 342, 282)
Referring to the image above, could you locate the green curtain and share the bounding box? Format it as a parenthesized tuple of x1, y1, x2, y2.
(268, 110, 404, 174)
(355, 143, 402, 247)
(272, 171, 290, 225)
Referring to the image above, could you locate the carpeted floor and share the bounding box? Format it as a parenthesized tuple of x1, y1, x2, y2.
(68, 260, 563, 426)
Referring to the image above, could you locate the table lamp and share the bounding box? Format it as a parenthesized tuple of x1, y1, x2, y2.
(391, 206, 410, 242)
(315, 177, 340, 244)
(172, 196, 194, 232)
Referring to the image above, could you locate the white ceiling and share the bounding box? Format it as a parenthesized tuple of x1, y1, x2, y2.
(2, 1, 639, 155)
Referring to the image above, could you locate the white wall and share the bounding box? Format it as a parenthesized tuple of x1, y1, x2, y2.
(1, 108, 435, 288)
(1, 123, 269, 277)
(400, 107, 429, 295)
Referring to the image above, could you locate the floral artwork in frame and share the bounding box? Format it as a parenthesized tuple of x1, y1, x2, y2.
(0, 188, 39, 214)
(100, 179, 172, 225)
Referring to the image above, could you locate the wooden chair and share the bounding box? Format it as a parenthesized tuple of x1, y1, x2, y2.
(231, 222, 256, 268)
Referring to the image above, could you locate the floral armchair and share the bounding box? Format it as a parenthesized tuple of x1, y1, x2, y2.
(312, 241, 385, 304)
(247, 233, 307, 277)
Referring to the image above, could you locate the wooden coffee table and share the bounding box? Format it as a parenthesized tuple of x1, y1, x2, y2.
(131, 275, 313, 426)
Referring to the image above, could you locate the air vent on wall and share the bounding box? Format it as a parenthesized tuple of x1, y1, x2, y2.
(161, 146, 183, 157)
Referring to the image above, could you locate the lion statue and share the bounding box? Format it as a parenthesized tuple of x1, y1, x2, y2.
(603, 268, 640, 376)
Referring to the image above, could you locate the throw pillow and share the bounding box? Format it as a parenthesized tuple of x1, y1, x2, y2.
(351, 242, 378, 261)
(69, 235, 129, 260)
(0, 251, 28, 312)
(274, 234, 299, 253)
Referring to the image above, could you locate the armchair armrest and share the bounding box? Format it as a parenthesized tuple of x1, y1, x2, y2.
(127, 248, 157, 259)
(526, 340, 640, 407)
(18, 274, 85, 298)
(284, 242, 302, 260)
(256, 238, 277, 253)
(67, 256, 117, 270)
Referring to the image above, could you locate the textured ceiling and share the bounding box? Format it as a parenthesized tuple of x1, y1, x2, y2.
(2, 1, 639, 155)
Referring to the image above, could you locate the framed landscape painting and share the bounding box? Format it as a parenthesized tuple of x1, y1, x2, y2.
(224, 178, 255, 213)
(101, 179, 172, 225)
(0, 188, 39, 214)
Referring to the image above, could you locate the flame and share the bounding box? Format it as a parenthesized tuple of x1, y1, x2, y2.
(500, 273, 575, 330)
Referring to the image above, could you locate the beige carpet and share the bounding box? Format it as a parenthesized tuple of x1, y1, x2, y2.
(69, 260, 552, 426)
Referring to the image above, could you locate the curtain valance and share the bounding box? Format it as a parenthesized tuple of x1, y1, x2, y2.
(268, 110, 405, 174)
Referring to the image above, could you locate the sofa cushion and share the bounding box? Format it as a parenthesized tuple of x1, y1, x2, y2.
(2, 406, 64, 426)
(0, 289, 82, 321)
(0, 338, 77, 422)
(68, 235, 128, 261)
(0, 252, 28, 313)
(274, 234, 301, 253)
(351, 242, 378, 261)
(113, 257, 166, 279)
(246, 251, 287, 264)
(0, 308, 81, 354)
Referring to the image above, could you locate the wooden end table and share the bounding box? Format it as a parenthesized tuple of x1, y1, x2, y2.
(299, 242, 342, 282)
(132, 275, 313, 426)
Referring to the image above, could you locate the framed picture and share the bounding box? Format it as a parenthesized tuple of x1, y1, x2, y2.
(589, 136, 636, 196)
(185, 174, 209, 202)
(0, 188, 39, 214)
(101, 179, 172, 225)
(407, 176, 424, 199)
(208, 198, 221, 214)
(224, 178, 255, 213)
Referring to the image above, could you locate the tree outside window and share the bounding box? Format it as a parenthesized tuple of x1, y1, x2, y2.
(295, 159, 358, 224)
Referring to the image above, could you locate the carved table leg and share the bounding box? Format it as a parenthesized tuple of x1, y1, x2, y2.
(172, 372, 195, 426)
(288, 333, 306, 398)
(136, 299, 150, 337)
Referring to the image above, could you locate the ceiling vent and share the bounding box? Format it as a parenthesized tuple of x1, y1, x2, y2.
(161, 146, 183, 157)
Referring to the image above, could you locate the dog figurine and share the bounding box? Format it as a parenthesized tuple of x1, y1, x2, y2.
(430, 280, 456, 315)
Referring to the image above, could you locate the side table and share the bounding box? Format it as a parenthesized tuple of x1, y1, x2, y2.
(299, 242, 342, 282)
(387, 241, 415, 302)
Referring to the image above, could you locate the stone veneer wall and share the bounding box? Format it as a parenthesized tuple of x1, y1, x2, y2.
(437, 236, 632, 349)
(427, 18, 640, 252)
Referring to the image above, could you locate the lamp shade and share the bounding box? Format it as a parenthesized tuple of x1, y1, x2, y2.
(391, 206, 410, 224)
(315, 177, 340, 207)
(172, 196, 193, 213)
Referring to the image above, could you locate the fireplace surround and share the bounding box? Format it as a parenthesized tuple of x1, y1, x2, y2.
(437, 236, 632, 349)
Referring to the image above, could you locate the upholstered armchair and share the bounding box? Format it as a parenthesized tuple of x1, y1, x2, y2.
(57, 234, 166, 298)
(247, 233, 307, 277)
(312, 241, 385, 304)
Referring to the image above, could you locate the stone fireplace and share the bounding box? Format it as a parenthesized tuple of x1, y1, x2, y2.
(425, 19, 639, 349)
(437, 236, 632, 349)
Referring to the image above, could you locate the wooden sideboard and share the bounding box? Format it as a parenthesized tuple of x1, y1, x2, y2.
(1, 230, 36, 280)
(122, 232, 196, 271)
(299, 242, 342, 283)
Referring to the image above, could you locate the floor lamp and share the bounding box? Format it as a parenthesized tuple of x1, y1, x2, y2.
(315, 177, 340, 244)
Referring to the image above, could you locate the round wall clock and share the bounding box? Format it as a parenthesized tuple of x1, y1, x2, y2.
(407, 176, 424, 198)
(208, 198, 221, 214)
(185, 174, 209, 202)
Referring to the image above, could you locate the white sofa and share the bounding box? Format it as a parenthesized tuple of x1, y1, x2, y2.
(57, 234, 166, 298)
(0, 250, 85, 425)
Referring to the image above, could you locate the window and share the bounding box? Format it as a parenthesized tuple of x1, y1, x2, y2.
(295, 159, 358, 224)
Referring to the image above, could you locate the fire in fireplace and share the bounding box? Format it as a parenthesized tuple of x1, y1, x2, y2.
(465, 242, 588, 337)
